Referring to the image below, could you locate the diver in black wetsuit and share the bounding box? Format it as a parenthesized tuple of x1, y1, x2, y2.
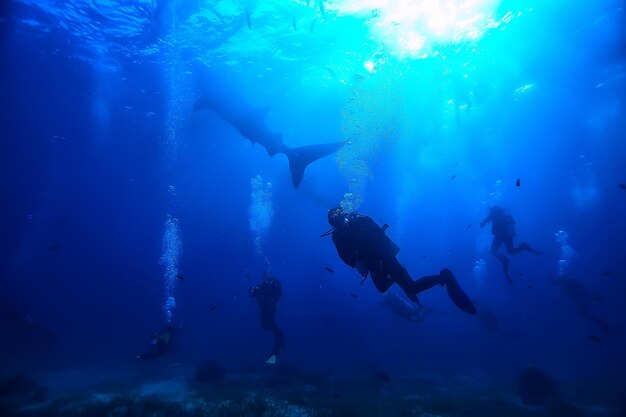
(326, 207, 477, 314)
(550, 275, 614, 336)
(136, 323, 179, 360)
(480, 205, 540, 284)
(250, 274, 285, 364)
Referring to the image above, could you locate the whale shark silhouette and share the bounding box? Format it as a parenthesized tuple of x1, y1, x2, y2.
(193, 63, 344, 187)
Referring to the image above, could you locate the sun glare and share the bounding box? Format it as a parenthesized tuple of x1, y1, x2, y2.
(335, 0, 505, 57)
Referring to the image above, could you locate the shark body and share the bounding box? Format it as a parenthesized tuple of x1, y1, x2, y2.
(193, 63, 343, 187)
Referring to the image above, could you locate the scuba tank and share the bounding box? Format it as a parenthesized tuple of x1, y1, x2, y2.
(381, 223, 400, 256)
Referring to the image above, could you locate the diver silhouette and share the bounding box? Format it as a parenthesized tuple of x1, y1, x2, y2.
(325, 207, 477, 314)
(250, 273, 285, 364)
(480, 205, 540, 284)
(136, 323, 180, 360)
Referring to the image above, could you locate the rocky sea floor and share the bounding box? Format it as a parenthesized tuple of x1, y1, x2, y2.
(0, 365, 622, 417)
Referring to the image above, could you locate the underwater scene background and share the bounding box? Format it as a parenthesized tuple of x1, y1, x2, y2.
(0, 0, 625, 416)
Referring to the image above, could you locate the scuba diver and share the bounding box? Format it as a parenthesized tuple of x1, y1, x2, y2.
(550, 274, 614, 336)
(136, 323, 179, 360)
(250, 273, 285, 365)
(325, 207, 477, 314)
(480, 205, 540, 284)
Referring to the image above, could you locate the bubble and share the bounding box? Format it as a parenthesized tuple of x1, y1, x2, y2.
(340, 193, 360, 214)
(488, 179, 504, 201)
(336, 72, 403, 211)
(249, 175, 274, 269)
(555, 230, 568, 246)
(161, 216, 182, 322)
(555, 229, 576, 276)
(473, 258, 486, 288)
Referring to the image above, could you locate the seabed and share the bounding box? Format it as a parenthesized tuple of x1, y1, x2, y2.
(0, 365, 617, 417)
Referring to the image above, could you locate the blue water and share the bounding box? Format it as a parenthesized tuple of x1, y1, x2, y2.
(1, 0, 625, 415)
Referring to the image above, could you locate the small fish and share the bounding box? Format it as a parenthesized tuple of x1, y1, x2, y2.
(593, 295, 603, 302)
(292, 16, 297, 31)
(176, 274, 185, 281)
(324, 266, 335, 273)
(49, 245, 62, 251)
(244, 8, 251, 29)
(619, 183, 626, 190)
(588, 335, 600, 342)
(450, 174, 457, 181)
(246, 273, 251, 279)
(421, 255, 427, 258)
(349, 293, 357, 298)
(517, 272, 523, 277)
(526, 284, 533, 290)
(168, 362, 182, 369)
(209, 305, 217, 312)
(516, 178, 521, 187)
(603, 271, 612, 277)
(466, 224, 472, 230)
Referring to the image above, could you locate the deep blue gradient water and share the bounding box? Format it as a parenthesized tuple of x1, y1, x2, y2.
(1, 0, 625, 415)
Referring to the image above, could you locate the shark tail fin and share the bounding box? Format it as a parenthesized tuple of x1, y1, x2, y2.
(286, 141, 346, 187)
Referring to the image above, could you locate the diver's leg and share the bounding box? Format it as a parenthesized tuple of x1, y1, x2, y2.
(406, 269, 476, 314)
(503, 238, 517, 254)
(506, 239, 540, 255)
(370, 269, 395, 293)
(518, 242, 541, 254)
(260, 305, 275, 331)
(264, 325, 284, 364)
(586, 314, 614, 335)
(272, 325, 285, 354)
(384, 258, 419, 303)
(502, 257, 512, 284)
(505, 239, 525, 254)
(411, 274, 445, 293)
(493, 238, 512, 284)
(491, 237, 503, 257)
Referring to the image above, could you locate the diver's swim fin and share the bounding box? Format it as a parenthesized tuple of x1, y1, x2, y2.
(285, 141, 345, 187)
(265, 354, 277, 365)
(440, 269, 477, 314)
